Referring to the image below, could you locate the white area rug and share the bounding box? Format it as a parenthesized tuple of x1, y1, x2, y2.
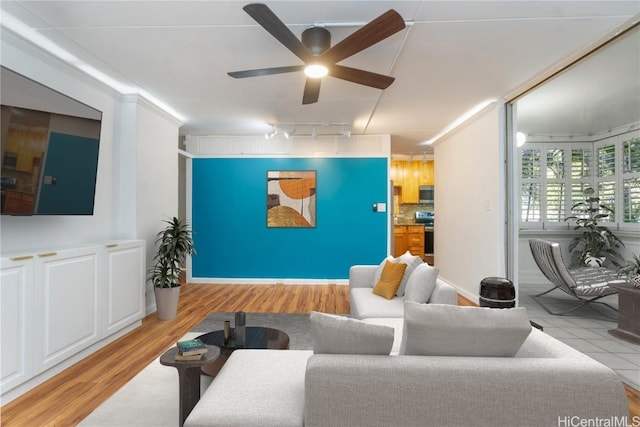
(80, 313, 313, 426)
(78, 332, 210, 427)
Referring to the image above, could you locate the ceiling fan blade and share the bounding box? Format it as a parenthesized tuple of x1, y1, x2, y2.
(243, 3, 311, 62)
(228, 65, 304, 79)
(302, 78, 321, 104)
(329, 65, 395, 89)
(321, 9, 406, 64)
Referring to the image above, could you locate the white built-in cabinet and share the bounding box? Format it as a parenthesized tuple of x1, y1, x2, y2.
(1, 240, 145, 401)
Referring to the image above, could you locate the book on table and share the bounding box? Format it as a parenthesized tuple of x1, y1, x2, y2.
(176, 338, 208, 356)
(174, 352, 204, 361)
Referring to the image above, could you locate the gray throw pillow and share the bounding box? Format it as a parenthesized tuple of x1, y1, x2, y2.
(310, 311, 394, 355)
(370, 255, 394, 287)
(395, 251, 423, 296)
(400, 302, 532, 357)
(403, 263, 439, 303)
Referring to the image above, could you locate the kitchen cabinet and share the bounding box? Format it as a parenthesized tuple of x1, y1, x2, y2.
(407, 226, 425, 259)
(391, 160, 434, 203)
(1, 255, 35, 392)
(394, 226, 408, 257)
(4, 125, 48, 174)
(103, 241, 145, 336)
(4, 191, 34, 215)
(1, 240, 145, 402)
(34, 247, 101, 373)
(393, 225, 425, 259)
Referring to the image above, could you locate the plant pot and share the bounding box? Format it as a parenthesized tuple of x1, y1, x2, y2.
(154, 287, 180, 320)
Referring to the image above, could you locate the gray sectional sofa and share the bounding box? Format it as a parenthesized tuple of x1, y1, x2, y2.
(184, 260, 630, 427)
(349, 263, 458, 318)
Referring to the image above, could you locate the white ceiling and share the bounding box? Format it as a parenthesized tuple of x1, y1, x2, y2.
(1, 1, 638, 154)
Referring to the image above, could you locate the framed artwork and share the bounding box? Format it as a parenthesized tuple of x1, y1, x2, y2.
(267, 170, 316, 228)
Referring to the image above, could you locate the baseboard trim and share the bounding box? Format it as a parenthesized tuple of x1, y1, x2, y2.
(188, 278, 349, 286)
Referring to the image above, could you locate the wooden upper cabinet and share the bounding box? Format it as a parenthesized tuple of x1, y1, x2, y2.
(420, 160, 435, 185)
(390, 160, 404, 186)
(403, 162, 421, 204)
(390, 160, 434, 203)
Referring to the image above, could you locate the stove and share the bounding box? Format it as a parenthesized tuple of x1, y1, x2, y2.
(415, 211, 434, 226)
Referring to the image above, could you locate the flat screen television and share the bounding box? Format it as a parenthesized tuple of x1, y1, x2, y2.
(1, 67, 102, 215)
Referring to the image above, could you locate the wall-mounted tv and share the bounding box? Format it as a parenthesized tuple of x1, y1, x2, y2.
(1, 67, 102, 215)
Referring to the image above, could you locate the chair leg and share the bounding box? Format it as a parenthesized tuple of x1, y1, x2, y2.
(532, 291, 618, 319)
(533, 285, 559, 298)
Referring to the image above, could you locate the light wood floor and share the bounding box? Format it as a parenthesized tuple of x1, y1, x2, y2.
(1, 284, 638, 426)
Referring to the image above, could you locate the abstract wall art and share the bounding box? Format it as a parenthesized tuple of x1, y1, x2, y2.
(267, 170, 316, 227)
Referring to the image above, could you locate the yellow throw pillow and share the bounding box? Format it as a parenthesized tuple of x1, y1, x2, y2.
(372, 261, 408, 300)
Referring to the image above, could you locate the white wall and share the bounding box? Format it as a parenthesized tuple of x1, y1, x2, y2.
(0, 28, 182, 313)
(135, 100, 180, 307)
(433, 104, 506, 303)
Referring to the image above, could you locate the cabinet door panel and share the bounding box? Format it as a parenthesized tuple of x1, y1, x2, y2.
(1, 257, 34, 392)
(35, 249, 100, 371)
(393, 226, 408, 257)
(104, 241, 145, 335)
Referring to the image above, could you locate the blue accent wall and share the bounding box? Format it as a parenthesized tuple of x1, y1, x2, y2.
(192, 157, 388, 280)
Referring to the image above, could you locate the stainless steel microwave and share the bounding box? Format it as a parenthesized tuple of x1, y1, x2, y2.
(419, 185, 434, 204)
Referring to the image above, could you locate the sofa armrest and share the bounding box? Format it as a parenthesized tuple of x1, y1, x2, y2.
(304, 353, 628, 427)
(427, 279, 458, 305)
(349, 265, 377, 289)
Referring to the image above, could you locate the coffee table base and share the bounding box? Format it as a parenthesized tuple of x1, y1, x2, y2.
(160, 345, 221, 427)
(607, 283, 640, 345)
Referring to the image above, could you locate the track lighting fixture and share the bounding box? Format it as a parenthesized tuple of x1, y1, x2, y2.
(264, 122, 351, 138)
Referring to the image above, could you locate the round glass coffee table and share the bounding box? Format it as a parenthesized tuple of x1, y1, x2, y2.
(196, 326, 289, 376)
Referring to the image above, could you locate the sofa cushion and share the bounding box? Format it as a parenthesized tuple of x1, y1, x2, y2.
(372, 261, 407, 299)
(349, 288, 405, 319)
(403, 263, 439, 303)
(395, 251, 424, 296)
(400, 302, 532, 357)
(310, 312, 394, 355)
(370, 255, 394, 288)
(361, 317, 404, 355)
(184, 349, 312, 427)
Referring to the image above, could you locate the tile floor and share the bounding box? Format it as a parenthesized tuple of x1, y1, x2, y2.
(518, 282, 639, 390)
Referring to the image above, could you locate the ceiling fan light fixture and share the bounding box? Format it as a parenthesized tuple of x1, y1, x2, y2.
(516, 132, 527, 147)
(304, 64, 328, 78)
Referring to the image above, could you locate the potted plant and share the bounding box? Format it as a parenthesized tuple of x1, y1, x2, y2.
(149, 217, 195, 320)
(564, 187, 624, 268)
(618, 253, 640, 287)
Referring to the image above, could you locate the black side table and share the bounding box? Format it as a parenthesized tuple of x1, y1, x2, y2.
(160, 345, 220, 427)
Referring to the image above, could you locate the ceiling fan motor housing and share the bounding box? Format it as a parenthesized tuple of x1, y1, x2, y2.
(302, 27, 331, 55)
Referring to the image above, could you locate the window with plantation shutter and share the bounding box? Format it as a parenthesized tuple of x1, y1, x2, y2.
(622, 137, 640, 223)
(623, 137, 640, 173)
(520, 148, 541, 224)
(519, 132, 640, 230)
(546, 149, 564, 179)
(546, 183, 565, 221)
(521, 149, 540, 179)
(597, 181, 616, 223)
(521, 183, 540, 222)
(623, 178, 640, 223)
(571, 148, 590, 179)
(597, 144, 615, 177)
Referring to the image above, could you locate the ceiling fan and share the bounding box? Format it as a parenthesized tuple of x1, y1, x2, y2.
(228, 3, 406, 104)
